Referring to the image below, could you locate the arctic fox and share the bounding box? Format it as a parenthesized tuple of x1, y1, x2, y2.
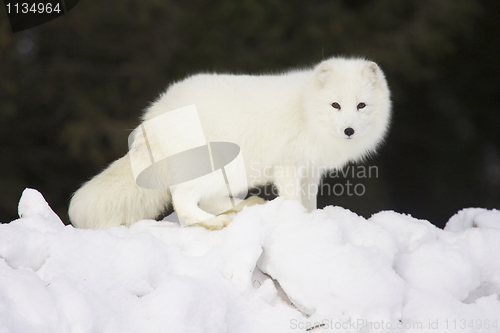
(69, 57, 391, 230)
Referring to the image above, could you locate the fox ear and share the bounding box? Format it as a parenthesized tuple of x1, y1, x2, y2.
(364, 62, 381, 85)
(314, 62, 333, 87)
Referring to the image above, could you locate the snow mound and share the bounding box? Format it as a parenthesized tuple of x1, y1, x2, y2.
(445, 208, 500, 231)
(0, 189, 499, 332)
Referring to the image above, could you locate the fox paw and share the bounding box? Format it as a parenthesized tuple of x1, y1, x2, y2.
(196, 213, 235, 230)
(195, 196, 266, 230)
(224, 196, 267, 214)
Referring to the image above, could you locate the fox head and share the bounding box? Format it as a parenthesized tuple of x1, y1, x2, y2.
(303, 57, 392, 158)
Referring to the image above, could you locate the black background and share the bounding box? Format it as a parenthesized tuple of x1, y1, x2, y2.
(1, 0, 499, 228)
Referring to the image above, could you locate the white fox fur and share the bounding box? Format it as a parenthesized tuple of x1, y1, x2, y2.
(69, 57, 391, 229)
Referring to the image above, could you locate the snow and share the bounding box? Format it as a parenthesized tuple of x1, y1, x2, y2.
(1, 189, 499, 332)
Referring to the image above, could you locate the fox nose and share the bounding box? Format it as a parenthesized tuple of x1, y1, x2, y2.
(344, 127, 355, 137)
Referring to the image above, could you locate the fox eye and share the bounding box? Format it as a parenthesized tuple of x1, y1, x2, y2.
(357, 102, 366, 110)
(331, 102, 341, 110)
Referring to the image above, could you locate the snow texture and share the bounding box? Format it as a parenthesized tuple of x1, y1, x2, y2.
(1, 188, 499, 332)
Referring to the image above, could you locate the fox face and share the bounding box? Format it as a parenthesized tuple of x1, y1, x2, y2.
(304, 58, 391, 148)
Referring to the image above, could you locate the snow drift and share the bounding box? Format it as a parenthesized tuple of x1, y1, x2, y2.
(0, 188, 499, 332)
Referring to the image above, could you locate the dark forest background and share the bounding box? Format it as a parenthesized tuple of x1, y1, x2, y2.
(1, 0, 499, 228)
